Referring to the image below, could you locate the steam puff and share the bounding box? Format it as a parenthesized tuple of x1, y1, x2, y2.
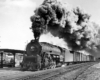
(31, 0, 100, 52)
(39, 32, 69, 49)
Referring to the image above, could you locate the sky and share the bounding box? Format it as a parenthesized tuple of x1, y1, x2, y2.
(0, 0, 100, 51)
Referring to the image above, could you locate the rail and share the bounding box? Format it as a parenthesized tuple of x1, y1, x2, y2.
(13, 62, 97, 80)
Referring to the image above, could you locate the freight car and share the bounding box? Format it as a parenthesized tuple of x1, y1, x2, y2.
(64, 51, 96, 65)
(20, 40, 96, 71)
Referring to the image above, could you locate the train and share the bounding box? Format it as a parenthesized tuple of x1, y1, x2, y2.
(20, 40, 95, 71)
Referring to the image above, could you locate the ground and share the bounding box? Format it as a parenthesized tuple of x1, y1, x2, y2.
(56, 62, 100, 80)
(0, 62, 100, 80)
(76, 63, 100, 80)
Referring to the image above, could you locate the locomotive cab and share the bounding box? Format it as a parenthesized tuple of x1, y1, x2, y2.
(51, 54, 64, 67)
(51, 55, 59, 63)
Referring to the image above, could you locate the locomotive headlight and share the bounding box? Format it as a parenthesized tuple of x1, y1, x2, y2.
(30, 46, 35, 51)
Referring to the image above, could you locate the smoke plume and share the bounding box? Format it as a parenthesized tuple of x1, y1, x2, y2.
(30, 0, 100, 55)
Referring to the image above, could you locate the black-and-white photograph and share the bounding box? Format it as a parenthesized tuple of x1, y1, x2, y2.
(0, 0, 100, 80)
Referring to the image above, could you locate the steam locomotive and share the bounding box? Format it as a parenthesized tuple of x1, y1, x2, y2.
(20, 40, 65, 71)
(20, 40, 95, 71)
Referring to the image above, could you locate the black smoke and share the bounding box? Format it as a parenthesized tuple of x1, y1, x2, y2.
(30, 0, 100, 52)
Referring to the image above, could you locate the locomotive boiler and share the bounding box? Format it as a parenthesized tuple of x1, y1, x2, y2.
(21, 40, 65, 71)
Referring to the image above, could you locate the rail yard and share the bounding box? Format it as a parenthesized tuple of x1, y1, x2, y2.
(0, 0, 100, 80)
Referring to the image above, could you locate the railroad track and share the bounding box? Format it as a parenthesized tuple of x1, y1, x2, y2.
(11, 62, 97, 80)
